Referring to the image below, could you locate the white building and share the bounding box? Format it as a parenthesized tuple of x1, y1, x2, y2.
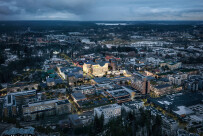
(168, 73, 188, 86)
(122, 100, 144, 113)
(169, 76, 182, 85)
(57, 66, 83, 80)
(146, 57, 163, 66)
(4, 90, 36, 107)
(94, 104, 121, 124)
(162, 116, 178, 136)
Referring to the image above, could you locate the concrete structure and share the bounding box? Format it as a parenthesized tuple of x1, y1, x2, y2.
(131, 72, 150, 95)
(122, 100, 144, 113)
(57, 66, 83, 85)
(1, 127, 36, 136)
(149, 92, 203, 119)
(109, 58, 117, 71)
(151, 84, 173, 96)
(91, 77, 111, 84)
(73, 85, 96, 95)
(7, 83, 38, 92)
(184, 75, 203, 91)
(3, 90, 37, 117)
(4, 90, 37, 107)
(188, 104, 203, 123)
(146, 106, 178, 136)
(168, 73, 188, 86)
(94, 104, 121, 124)
(177, 129, 190, 136)
(83, 61, 109, 77)
(22, 99, 71, 121)
(173, 106, 194, 116)
(106, 86, 131, 103)
(46, 78, 55, 86)
(146, 57, 163, 66)
(160, 62, 182, 70)
(71, 92, 87, 103)
(162, 116, 178, 136)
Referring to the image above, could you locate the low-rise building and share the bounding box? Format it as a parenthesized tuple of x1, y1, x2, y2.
(46, 78, 55, 86)
(184, 75, 203, 91)
(57, 66, 83, 81)
(83, 61, 109, 77)
(2, 127, 36, 136)
(177, 129, 190, 136)
(188, 104, 203, 123)
(122, 100, 144, 113)
(7, 83, 38, 92)
(91, 77, 111, 84)
(131, 72, 150, 95)
(151, 84, 173, 96)
(3, 90, 37, 117)
(73, 85, 96, 95)
(22, 99, 71, 121)
(173, 106, 194, 117)
(162, 116, 178, 136)
(146, 57, 163, 66)
(71, 92, 87, 103)
(160, 62, 182, 70)
(146, 106, 178, 136)
(168, 73, 188, 86)
(106, 86, 131, 103)
(94, 104, 121, 124)
(149, 92, 203, 119)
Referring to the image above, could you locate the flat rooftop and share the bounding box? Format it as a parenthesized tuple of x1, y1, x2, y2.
(72, 92, 86, 100)
(149, 92, 203, 111)
(95, 104, 121, 111)
(8, 90, 36, 96)
(109, 90, 130, 98)
(155, 84, 172, 89)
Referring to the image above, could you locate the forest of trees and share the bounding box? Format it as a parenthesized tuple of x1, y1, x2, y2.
(72, 108, 163, 136)
(0, 40, 73, 83)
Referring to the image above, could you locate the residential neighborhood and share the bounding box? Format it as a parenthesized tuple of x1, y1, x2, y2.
(0, 21, 203, 136)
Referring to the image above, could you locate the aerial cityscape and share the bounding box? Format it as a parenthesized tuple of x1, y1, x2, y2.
(0, 0, 203, 136)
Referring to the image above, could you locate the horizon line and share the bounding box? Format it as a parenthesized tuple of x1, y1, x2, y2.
(0, 20, 203, 22)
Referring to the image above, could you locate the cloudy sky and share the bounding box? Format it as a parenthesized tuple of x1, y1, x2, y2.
(0, 0, 203, 21)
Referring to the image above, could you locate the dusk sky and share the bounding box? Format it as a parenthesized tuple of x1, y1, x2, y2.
(0, 0, 203, 21)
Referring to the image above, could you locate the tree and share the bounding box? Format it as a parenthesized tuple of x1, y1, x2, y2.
(67, 76, 70, 87)
(36, 114, 39, 121)
(152, 115, 162, 136)
(37, 86, 42, 92)
(177, 53, 182, 57)
(17, 89, 21, 92)
(24, 87, 29, 91)
(0, 54, 5, 64)
(93, 113, 104, 134)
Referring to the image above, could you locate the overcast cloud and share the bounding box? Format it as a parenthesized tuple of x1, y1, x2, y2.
(0, 0, 202, 20)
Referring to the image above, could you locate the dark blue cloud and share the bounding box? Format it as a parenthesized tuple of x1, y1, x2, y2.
(0, 0, 202, 20)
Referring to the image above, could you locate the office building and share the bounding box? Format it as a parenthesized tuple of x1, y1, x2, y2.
(94, 104, 121, 124)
